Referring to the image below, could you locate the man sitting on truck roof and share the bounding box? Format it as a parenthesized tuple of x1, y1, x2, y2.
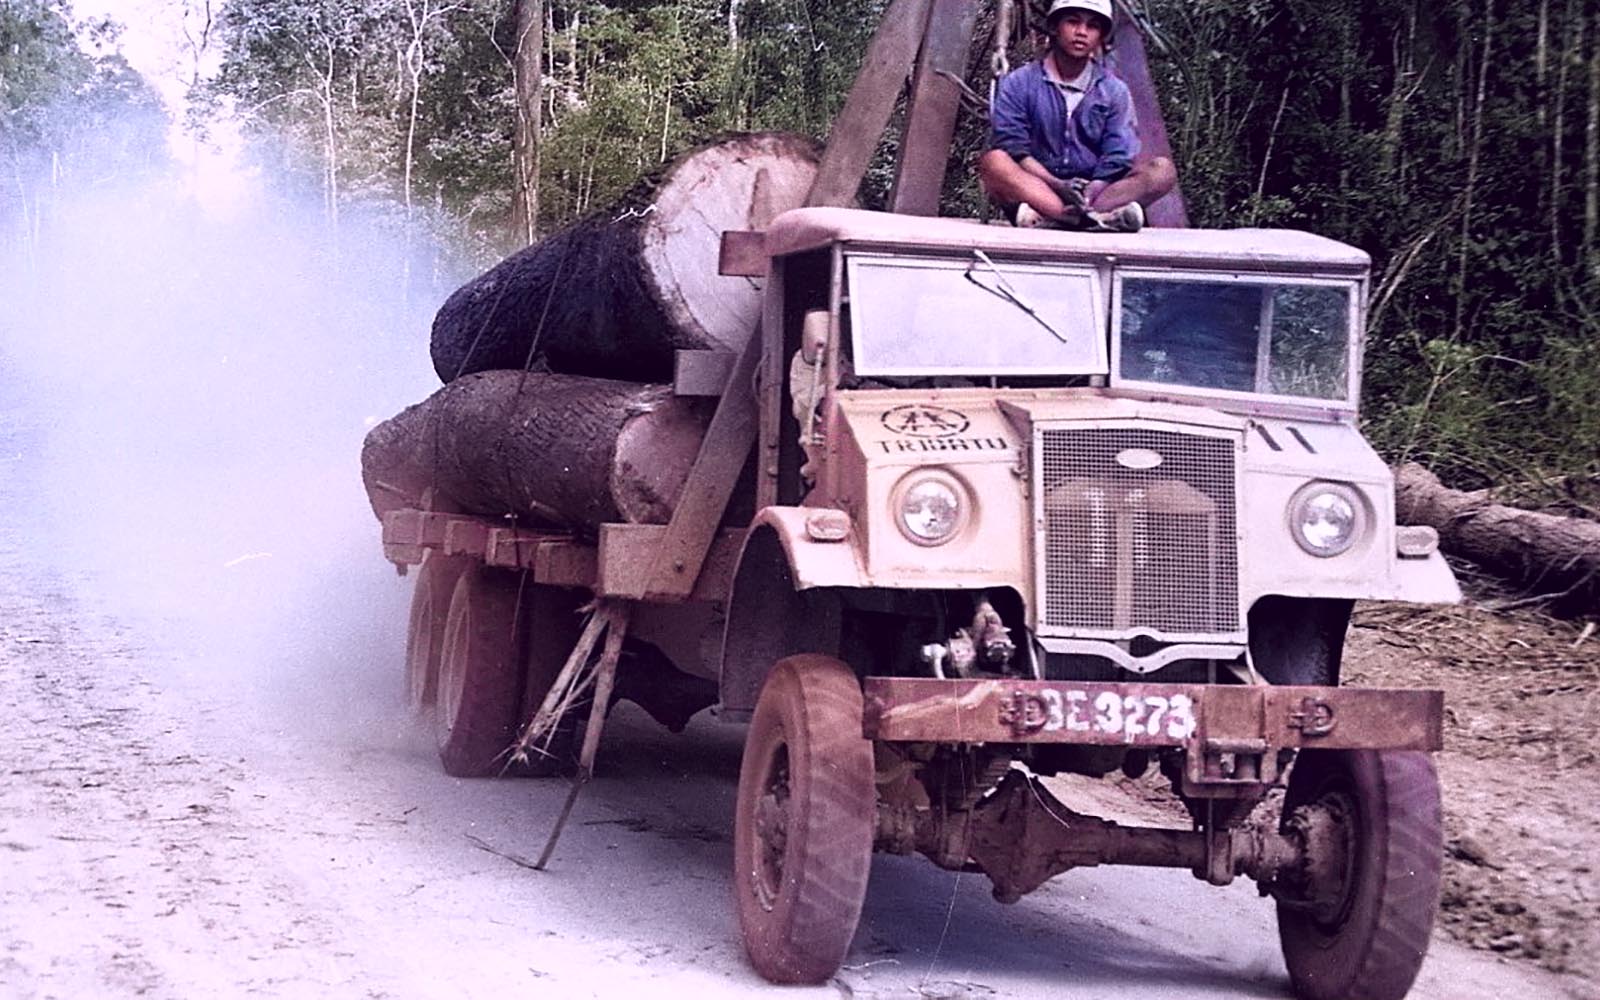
(977, 0, 1176, 233)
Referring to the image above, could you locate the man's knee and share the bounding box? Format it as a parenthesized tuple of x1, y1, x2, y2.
(1141, 156, 1177, 187)
(977, 150, 1023, 203)
(977, 149, 1015, 184)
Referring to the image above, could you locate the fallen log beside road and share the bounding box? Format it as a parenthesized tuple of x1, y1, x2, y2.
(430, 132, 819, 384)
(361, 371, 714, 532)
(1394, 462, 1600, 613)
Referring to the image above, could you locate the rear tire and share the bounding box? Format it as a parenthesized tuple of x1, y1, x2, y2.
(404, 553, 471, 712)
(733, 655, 875, 985)
(1276, 749, 1443, 1000)
(435, 567, 526, 777)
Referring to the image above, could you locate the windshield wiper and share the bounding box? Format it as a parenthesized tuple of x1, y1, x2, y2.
(964, 249, 1069, 343)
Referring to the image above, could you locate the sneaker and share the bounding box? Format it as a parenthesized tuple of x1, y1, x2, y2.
(1014, 202, 1049, 229)
(1086, 201, 1144, 233)
(1015, 202, 1088, 230)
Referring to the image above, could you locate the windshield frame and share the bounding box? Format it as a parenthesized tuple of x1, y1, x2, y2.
(1109, 268, 1363, 414)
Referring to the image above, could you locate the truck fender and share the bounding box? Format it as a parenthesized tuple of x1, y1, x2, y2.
(1383, 550, 1463, 604)
(717, 510, 855, 717)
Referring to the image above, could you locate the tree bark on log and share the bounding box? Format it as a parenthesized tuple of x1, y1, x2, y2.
(361, 371, 714, 532)
(431, 132, 820, 384)
(1394, 462, 1600, 612)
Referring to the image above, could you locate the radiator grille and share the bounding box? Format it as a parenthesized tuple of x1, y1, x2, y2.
(1039, 427, 1239, 634)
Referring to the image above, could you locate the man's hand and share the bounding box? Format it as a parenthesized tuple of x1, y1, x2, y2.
(1019, 159, 1105, 212)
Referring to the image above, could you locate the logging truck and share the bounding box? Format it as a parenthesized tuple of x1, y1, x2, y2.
(371, 3, 1460, 999)
(381, 203, 1460, 999)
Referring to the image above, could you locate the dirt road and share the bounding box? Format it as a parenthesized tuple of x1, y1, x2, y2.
(0, 398, 1588, 999)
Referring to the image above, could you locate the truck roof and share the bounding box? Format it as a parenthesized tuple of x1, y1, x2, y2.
(764, 207, 1371, 275)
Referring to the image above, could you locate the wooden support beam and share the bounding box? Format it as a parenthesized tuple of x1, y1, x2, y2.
(597, 525, 745, 602)
(1105, 5, 1189, 228)
(639, 330, 763, 602)
(673, 350, 738, 397)
(805, 0, 936, 208)
(888, 0, 984, 216)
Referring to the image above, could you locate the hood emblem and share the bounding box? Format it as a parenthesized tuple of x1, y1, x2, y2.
(1115, 448, 1164, 470)
(881, 404, 970, 439)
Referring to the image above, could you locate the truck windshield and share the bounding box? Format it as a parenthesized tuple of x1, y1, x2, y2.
(846, 253, 1107, 377)
(1114, 275, 1355, 404)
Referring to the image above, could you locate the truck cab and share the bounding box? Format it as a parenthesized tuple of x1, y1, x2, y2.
(731, 206, 1455, 696)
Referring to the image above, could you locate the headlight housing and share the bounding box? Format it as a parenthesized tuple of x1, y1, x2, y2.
(1287, 481, 1366, 557)
(895, 472, 967, 546)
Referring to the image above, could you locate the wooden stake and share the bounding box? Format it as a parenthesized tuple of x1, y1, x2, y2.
(535, 601, 632, 870)
(511, 604, 608, 765)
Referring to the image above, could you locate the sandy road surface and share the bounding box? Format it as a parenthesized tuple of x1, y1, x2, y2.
(0, 413, 1586, 1000)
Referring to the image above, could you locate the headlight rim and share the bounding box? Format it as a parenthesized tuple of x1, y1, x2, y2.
(892, 468, 972, 547)
(1286, 480, 1369, 558)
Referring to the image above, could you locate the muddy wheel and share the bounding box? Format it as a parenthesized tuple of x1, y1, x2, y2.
(733, 654, 875, 985)
(404, 553, 472, 712)
(435, 566, 526, 778)
(513, 584, 587, 777)
(1276, 749, 1443, 1000)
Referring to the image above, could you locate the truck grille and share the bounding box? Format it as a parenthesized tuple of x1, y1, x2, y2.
(1039, 427, 1239, 635)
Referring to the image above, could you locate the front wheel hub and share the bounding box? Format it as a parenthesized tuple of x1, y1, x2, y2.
(751, 750, 792, 910)
(1280, 795, 1358, 924)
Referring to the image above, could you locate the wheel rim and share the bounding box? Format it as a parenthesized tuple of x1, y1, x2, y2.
(750, 741, 792, 911)
(407, 586, 438, 707)
(1303, 789, 1360, 930)
(436, 597, 468, 743)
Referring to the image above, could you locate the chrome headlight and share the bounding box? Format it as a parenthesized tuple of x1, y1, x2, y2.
(896, 473, 966, 545)
(1288, 482, 1366, 557)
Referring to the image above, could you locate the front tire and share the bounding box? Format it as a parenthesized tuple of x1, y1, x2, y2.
(733, 655, 875, 984)
(1276, 749, 1443, 1000)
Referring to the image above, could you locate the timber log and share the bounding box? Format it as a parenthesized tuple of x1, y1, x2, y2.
(1395, 462, 1600, 614)
(361, 371, 718, 533)
(431, 133, 820, 384)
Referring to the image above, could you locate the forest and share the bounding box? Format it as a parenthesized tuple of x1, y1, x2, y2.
(3, 0, 1598, 490)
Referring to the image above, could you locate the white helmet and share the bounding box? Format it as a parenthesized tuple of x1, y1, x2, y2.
(1046, 0, 1114, 26)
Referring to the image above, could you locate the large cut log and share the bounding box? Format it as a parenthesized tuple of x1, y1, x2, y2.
(361, 371, 714, 531)
(431, 133, 820, 384)
(1394, 463, 1600, 612)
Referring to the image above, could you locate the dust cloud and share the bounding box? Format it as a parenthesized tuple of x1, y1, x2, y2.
(0, 177, 459, 731)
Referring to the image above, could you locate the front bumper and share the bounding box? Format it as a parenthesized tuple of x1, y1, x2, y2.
(862, 678, 1443, 793)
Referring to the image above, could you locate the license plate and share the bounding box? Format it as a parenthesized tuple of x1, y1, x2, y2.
(1002, 686, 1198, 743)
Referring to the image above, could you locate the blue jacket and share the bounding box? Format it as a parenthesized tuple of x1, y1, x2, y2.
(990, 58, 1140, 182)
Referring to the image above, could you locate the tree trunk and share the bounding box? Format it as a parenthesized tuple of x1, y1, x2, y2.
(361, 371, 716, 532)
(1337, 13, 1352, 235)
(1538, 0, 1550, 144)
(1553, 0, 1580, 263)
(1451, 0, 1494, 344)
(1585, 8, 1599, 270)
(314, 37, 339, 232)
(1394, 463, 1600, 614)
(432, 132, 820, 384)
(511, 0, 543, 246)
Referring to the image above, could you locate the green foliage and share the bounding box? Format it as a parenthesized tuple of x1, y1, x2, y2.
(1, 0, 168, 251)
(1144, 0, 1600, 485)
(537, 3, 736, 223)
(14, 0, 1588, 487)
